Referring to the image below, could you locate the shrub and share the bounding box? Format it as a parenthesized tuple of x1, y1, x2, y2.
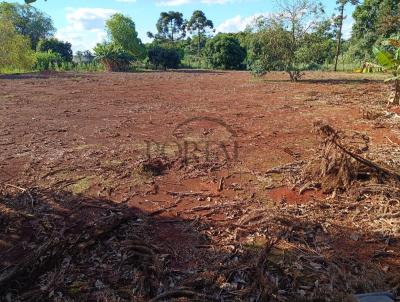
(93, 42, 134, 72)
(203, 34, 246, 70)
(148, 46, 181, 70)
(37, 38, 73, 62)
(34, 51, 64, 71)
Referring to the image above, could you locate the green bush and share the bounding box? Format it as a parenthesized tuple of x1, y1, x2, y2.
(203, 34, 246, 70)
(37, 38, 73, 62)
(34, 50, 64, 71)
(93, 42, 134, 72)
(147, 46, 181, 70)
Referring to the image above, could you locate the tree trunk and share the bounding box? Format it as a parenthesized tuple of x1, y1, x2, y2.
(288, 71, 295, 82)
(334, 4, 345, 72)
(170, 20, 174, 42)
(197, 29, 201, 69)
(391, 79, 400, 105)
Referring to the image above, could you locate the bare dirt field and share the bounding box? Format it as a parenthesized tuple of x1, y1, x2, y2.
(1, 71, 400, 301)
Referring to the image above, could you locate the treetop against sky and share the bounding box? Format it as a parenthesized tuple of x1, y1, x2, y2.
(15, 0, 356, 52)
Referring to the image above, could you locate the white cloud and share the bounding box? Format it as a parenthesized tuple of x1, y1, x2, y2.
(115, 0, 137, 2)
(216, 13, 269, 33)
(156, 0, 190, 6)
(156, 0, 235, 6)
(342, 16, 354, 40)
(56, 7, 118, 53)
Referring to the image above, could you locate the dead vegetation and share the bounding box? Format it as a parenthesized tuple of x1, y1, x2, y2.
(300, 121, 400, 195)
(1, 72, 400, 301)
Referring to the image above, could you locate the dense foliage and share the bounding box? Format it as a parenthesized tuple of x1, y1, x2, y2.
(3, 0, 400, 79)
(37, 38, 72, 62)
(34, 50, 63, 71)
(348, 0, 400, 61)
(149, 11, 186, 42)
(249, 21, 294, 76)
(91, 14, 143, 72)
(187, 10, 214, 64)
(148, 45, 181, 70)
(106, 13, 145, 58)
(0, 15, 35, 71)
(248, 0, 326, 81)
(93, 42, 134, 72)
(203, 34, 246, 70)
(0, 2, 54, 49)
(373, 38, 400, 104)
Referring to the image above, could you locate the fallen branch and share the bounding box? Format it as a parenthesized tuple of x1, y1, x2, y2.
(319, 123, 400, 181)
(265, 161, 305, 174)
(336, 141, 400, 181)
(167, 191, 220, 198)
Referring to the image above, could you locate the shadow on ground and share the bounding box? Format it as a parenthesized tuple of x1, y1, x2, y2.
(0, 187, 398, 301)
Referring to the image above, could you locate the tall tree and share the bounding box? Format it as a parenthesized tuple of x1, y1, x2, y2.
(0, 14, 35, 71)
(333, 0, 358, 71)
(187, 10, 214, 64)
(0, 2, 54, 49)
(261, 0, 325, 81)
(153, 11, 186, 42)
(351, 0, 400, 60)
(275, 0, 324, 45)
(106, 13, 145, 58)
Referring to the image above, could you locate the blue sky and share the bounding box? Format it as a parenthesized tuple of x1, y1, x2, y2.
(15, 0, 356, 52)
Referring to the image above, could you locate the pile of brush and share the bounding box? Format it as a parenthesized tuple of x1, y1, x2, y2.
(301, 121, 400, 195)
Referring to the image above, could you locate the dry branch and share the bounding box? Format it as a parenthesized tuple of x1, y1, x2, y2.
(317, 123, 400, 181)
(303, 122, 400, 193)
(167, 191, 220, 198)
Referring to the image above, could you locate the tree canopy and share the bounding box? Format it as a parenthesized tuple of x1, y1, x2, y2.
(0, 2, 54, 49)
(0, 14, 35, 71)
(248, 0, 326, 80)
(187, 10, 213, 36)
(11, 0, 400, 76)
(106, 13, 145, 58)
(187, 10, 214, 60)
(37, 38, 73, 62)
(351, 0, 400, 59)
(152, 11, 186, 42)
(204, 34, 246, 70)
(148, 45, 181, 70)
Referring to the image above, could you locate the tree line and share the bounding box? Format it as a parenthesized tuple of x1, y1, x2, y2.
(1, 0, 400, 80)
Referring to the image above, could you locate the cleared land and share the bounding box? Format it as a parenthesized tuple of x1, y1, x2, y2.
(1, 71, 399, 301)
